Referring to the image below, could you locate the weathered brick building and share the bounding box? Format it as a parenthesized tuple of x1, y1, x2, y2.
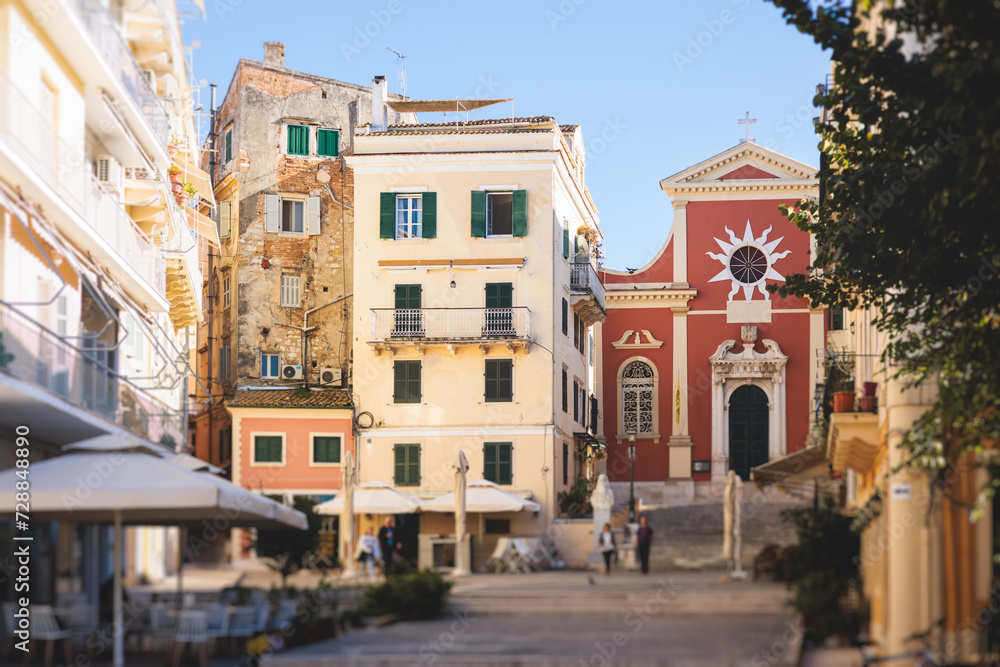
(189, 42, 411, 488)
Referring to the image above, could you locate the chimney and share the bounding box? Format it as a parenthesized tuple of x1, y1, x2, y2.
(263, 42, 285, 68)
(371, 75, 387, 132)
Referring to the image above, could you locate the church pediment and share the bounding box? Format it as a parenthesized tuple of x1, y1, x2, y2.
(659, 143, 816, 199)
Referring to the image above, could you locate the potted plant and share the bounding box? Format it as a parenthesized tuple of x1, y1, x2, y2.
(824, 361, 856, 413)
(168, 165, 182, 185)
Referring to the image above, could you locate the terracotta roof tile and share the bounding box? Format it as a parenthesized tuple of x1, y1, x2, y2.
(227, 389, 353, 409)
(369, 128, 552, 137)
(384, 116, 555, 130)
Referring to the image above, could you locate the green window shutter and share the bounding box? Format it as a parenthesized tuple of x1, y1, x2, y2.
(395, 284, 421, 309)
(484, 283, 512, 309)
(470, 190, 486, 238)
(574, 234, 579, 254)
(485, 360, 495, 401)
(287, 125, 309, 155)
(512, 189, 527, 237)
(484, 442, 497, 483)
(313, 436, 341, 463)
(498, 443, 512, 485)
(563, 227, 570, 259)
(498, 360, 512, 401)
(409, 444, 420, 486)
(422, 192, 437, 238)
(394, 444, 406, 485)
(318, 129, 339, 157)
(380, 192, 396, 239)
(225, 128, 232, 163)
(394, 360, 421, 403)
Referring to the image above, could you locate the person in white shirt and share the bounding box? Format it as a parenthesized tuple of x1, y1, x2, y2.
(356, 527, 382, 581)
(599, 523, 616, 575)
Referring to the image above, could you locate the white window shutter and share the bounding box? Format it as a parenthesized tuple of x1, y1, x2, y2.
(307, 196, 320, 235)
(264, 194, 279, 233)
(220, 200, 232, 238)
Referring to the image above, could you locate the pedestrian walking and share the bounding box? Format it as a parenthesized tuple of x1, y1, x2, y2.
(636, 515, 653, 574)
(356, 527, 381, 581)
(599, 523, 616, 575)
(378, 517, 401, 574)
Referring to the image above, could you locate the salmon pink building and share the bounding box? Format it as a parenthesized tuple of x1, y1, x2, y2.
(226, 388, 355, 560)
(599, 142, 819, 503)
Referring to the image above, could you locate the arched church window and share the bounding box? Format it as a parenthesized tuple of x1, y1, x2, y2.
(621, 361, 655, 434)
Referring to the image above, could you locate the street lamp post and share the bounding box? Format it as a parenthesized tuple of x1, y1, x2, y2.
(626, 429, 637, 523)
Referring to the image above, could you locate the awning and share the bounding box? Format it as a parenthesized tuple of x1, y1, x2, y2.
(187, 207, 220, 248)
(827, 412, 880, 474)
(175, 148, 214, 204)
(420, 479, 541, 514)
(314, 480, 422, 515)
(751, 446, 830, 489)
(384, 98, 512, 113)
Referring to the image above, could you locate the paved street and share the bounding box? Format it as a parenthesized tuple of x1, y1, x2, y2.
(263, 570, 802, 667)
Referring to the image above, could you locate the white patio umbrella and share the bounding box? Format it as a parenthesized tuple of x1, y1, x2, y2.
(453, 451, 470, 576)
(0, 433, 306, 667)
(314, 479, 422, 515)
(171, 452, 225, 474)
(421, 479, 540, 571)
(341, 450, 357, 578)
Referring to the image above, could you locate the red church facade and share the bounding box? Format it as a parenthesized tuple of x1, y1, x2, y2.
(599, 143, 820, 501)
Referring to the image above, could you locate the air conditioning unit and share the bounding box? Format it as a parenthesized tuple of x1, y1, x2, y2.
(320, 368, 342, 386)
(95, 155, 123, 196)
(281, 364, 303, 380)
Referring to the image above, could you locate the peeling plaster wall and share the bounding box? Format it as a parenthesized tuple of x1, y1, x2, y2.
(205, 59, 408, 391)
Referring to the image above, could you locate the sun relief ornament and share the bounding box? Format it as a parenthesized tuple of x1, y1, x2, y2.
(706, 220, 790, 302)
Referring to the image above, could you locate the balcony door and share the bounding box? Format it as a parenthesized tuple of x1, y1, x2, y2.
(484, 283, 513, 337)
(394, 284, 422, 336)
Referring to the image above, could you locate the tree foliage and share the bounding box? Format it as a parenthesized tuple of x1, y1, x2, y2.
(767, 0, 1000, 505)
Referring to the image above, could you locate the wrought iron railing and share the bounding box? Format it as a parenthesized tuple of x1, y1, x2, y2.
(0, 69, 166, 297)
(371, 307, 531, 341)
(67, 0, 170, 146)
(570, 262, 605, 312)
(0, 303, 183, 446)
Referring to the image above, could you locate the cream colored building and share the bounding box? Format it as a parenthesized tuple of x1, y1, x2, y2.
(347, 82, 605, 569)
(0, 0, 212, 596)
(827, 309, 993, 662)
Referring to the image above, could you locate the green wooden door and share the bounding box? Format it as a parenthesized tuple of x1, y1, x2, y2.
(484, 283, 513, 336)
(394, 284, 422, 336)
(728, 385, 769, 480)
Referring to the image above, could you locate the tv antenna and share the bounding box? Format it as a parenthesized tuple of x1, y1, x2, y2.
(387, 47, 406, 98)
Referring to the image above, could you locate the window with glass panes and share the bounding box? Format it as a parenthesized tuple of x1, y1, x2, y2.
(312, 436, 341, 464)
(261, 353, 280, 379)
(254, 435, 283, 463)
(281, 198, 304, 233)
(394, 443, 420, 485)
(395, 194, 422, 239)
(483, 442, 512, 485)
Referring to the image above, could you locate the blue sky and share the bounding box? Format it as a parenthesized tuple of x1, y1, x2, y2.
(183, 0, 830, 271)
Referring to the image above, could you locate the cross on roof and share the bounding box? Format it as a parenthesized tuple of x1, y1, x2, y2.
(738, 111, 757, 143)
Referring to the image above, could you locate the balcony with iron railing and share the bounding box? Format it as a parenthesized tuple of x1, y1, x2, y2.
(570, 261, 606, 324)
(162, 215, 203, 328)
(0, 69, 167, 303)
(369, 307, 532, 353)
(0, 303, 184, 446)
(66, 0, 170, 147)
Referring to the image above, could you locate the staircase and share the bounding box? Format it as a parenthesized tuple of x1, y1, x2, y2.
(640, 492, 810, 571)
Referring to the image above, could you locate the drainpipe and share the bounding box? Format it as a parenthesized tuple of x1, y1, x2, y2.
(272, 293, 352, 384)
